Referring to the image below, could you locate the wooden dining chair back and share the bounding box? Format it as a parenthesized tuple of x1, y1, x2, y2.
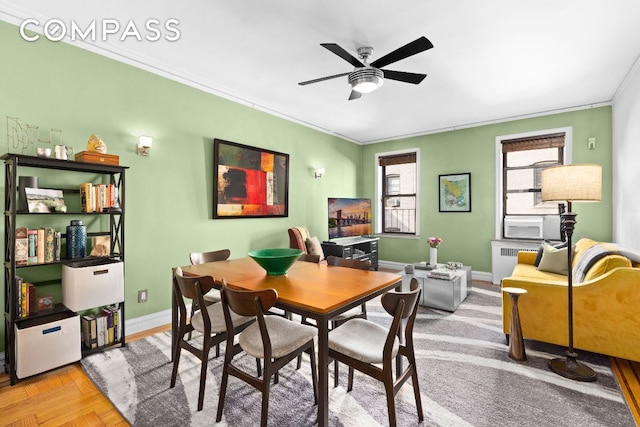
(170, 267, 253, 411)
(326, 255, 371, 270)
(298, 253, 321, 263)
(189, 248, 231, 265)
(328, 281, 423, 427)
(216, 285, 319, 427)
(187, 249, 231, 343)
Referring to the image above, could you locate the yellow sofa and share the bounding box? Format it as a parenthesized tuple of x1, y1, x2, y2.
(501, 238, 640, 362)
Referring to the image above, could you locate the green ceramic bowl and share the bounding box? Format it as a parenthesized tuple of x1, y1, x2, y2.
(248, 248, 303, 275)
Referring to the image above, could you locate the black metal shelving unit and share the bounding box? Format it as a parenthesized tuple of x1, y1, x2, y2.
(2, 153, 128, 385)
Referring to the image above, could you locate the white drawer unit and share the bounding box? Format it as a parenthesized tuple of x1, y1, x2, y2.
(15, 312, 81, 379)
(62, 258, 124, 311)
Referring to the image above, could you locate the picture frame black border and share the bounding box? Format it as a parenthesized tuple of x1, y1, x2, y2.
(438, 172, 471, 213)
(213, 138, 289, 219)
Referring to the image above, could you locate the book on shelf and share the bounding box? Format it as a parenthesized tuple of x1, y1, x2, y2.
(15, 227, 28, 266)
(96, 314, 106, 347)
(81, 314, 99, 349)
(79, 182, 118, 213)
(106, 304, 121, 342)
(18, 227, 59, 265)
(27, 283, 37, 316)
(36, 228, 45, 263)
(15, 276, 23, 318)
(54, 231, 62, 261)
(44, 227, 55, 262)
(27, 229, 38, 264)
(101, 307, 115, 344)
(20, 280, 27, 317)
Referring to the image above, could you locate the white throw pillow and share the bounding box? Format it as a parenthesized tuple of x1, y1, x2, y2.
(305, 236, 325, 260)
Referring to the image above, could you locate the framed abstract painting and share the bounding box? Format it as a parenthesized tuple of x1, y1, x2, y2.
(439, 173, 471, 212)
(213, 139, 289, 218)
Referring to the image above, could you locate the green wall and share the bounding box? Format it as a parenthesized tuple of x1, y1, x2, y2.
(361, 106, 613, 271)
(0, 21, 361, 351)
(0, 19, 613, 353)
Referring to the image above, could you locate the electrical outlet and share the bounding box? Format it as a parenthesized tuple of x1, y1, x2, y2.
(138, 289, 148, 303)
(588, 137, 596, 150)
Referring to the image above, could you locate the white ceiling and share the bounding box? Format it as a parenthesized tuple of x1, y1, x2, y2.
(2, 1, 640, 144)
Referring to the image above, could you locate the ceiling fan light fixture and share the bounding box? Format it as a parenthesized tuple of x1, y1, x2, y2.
(349, 68, 384, 93)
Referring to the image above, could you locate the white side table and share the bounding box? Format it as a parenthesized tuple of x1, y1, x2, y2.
(404, 264, 471, 311)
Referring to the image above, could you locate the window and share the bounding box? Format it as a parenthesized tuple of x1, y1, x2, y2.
(376, 151, 418, 234)
(496, 128, 571, 239)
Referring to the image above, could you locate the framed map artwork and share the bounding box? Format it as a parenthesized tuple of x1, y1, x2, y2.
(439, 173, 471, 212)
(213, 139, 289, 218)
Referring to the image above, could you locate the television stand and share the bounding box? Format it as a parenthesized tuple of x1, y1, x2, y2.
(321, 236, 379, 270)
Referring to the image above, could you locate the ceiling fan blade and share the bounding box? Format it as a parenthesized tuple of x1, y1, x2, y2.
(321, 43, 365, 68)
(348, 90, 362, 101)
(298, 72, 351, 86)
(382, 69, 427, 84)
(370, 36, 434, 69)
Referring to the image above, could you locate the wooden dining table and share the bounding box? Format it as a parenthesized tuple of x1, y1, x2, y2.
(176, 257, 402, 427)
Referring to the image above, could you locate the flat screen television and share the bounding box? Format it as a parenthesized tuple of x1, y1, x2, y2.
(328, 197, 372, 239)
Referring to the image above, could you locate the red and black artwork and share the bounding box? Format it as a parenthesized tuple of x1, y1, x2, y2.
(213, 139, 289, 218)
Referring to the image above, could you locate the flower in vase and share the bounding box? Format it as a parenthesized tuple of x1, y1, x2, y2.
(427, 236, 443, 248)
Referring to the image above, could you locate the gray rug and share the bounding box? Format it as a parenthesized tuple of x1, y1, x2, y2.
(81, 284, 636, 426)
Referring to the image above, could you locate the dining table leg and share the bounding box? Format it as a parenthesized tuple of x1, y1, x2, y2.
(317, 317, 329, 427)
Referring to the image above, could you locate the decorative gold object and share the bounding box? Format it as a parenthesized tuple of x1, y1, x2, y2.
(87, 134, 107, 153)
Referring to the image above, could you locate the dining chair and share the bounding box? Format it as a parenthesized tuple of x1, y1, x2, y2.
(325, 255, 372, 385)
(216, 285, 318, 427)
(170, 267, 254, 411)
(189, 248, 231, 304)
(187, 249, 231, 346)
(328, 278, 423, 427)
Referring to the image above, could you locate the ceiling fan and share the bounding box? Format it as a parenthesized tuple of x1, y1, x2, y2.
(298, 36, 433, 100)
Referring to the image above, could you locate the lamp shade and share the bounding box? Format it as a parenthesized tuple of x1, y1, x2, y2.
(541, 164, 602, 203)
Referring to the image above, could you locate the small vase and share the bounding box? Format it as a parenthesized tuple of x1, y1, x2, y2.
(429, 247, 438, 266)
(66, 220, 87, 259)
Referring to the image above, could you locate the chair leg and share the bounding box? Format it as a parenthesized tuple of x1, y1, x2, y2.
(411, 367, 424, 422)
(256, 358, 262, 377)
(197, 339, 212, 411)
(334, 359, 340, 388)
(347, 367, 354, 392)
(197, 355, 209, 411)
(216, 357, 230, 422)
(308, 344, 318, 405)
(170, 343, 181, 388)
(383, 372, 397, 427)
(261, 369, 271, 427)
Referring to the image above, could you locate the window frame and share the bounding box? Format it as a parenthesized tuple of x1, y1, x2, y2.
(495, 127, 572, 239)
(375, 148, 420, 237)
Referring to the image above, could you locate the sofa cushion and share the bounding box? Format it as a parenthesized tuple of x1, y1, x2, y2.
(305, 236, 325, 260)
(511, 263, 567, 282)
(537, 242, 573, 275)
(534, 240, 567, 267)
(583, 255, 632, 282)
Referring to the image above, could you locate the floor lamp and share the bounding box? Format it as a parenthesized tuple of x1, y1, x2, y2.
(541, 164, 602, 382)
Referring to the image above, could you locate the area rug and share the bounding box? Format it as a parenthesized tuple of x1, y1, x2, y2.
(81, 284, 636, 426)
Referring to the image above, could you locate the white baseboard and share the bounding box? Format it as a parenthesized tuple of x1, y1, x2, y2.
(379, 260, 493, 283)
(125, 308, 173, 336)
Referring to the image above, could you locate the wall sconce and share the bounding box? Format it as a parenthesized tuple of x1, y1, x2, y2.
(314, 168, 325, 179)
(137, 136, 153, 156)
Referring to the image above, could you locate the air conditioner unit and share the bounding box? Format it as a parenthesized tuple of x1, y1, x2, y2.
(504, 216, 543, 239)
